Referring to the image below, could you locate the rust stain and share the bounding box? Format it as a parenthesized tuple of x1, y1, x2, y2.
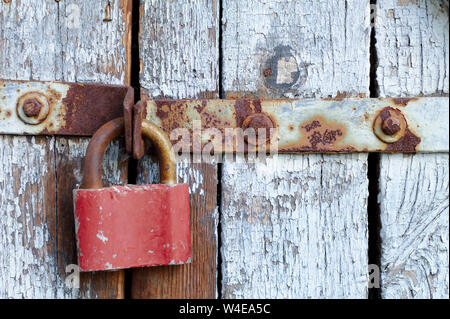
(391, 97, 418, 107)
(374, 107, 421, 151)
(263, 68, 272, 77)
(280, 116, 351, 152)
(397, 0, 417, 6)
(225, 91, 261, 99)
(233, 99, 262, 126)
(385, 129, 421, 152)
(322, 91, 351, 101)
(364, 112, 370, 121)
(153, 99, 232, 152)
(60, 83, 129, 135)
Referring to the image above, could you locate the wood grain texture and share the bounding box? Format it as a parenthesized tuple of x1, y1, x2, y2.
(222, 155, 369, 298)
(139, 0, 219, 98)
(222, 0, 371, 98)
(221, 0, 371, 298)
(375, 0, 449, 299)
(0, 0, 131, 298)
(131, 0, 219, 298)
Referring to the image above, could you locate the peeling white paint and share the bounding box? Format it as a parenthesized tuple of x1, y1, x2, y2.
(140, 0, 219, 98)
(96, 231, 109, 244)
(0, 0, 129, 298)
(220, 0, 371, 299)
(376, 0, 449, 299)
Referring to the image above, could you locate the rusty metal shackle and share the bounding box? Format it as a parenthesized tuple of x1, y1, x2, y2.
(80, 117, 176, 189)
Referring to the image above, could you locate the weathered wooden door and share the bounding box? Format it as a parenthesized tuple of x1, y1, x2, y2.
(0, 0, 447, 299)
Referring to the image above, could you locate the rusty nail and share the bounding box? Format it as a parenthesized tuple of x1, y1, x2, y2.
(16, 92, 50, 125)
(263, 68, 272, 77)
(242, 113, 275, 145)
(373, 107, 407, 144)
(103, 2, 112, 22)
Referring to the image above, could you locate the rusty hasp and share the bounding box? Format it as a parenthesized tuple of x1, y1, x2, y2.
(0, 79, 130, 135)
(0, 79, 448, 153)
(144, 97, 449, 153)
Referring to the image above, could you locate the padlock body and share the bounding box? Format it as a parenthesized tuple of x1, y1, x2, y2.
(74, 184, 190, 272)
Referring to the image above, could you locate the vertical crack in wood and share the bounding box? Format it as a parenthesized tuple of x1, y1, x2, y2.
(368, 0, 382, 300)
(368, 153, 382, 299)
(217, 163, 224, 299)
(369, 0, 380, 98)
(217, 0, 224, 299)
(218, 0, 225, 98)
(124, 0, 142, 299)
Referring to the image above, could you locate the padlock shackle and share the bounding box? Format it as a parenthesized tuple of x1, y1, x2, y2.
(141, 119, 177, 185)
(80, 118, 176, 189)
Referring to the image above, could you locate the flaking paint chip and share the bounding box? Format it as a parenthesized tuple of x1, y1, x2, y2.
(96, 231, 108, 243)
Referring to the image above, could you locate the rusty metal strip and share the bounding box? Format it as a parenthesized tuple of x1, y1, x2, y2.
(144, 98, 449, 153)
(0, 79, 130, 136)
(0, 80, 448, 153)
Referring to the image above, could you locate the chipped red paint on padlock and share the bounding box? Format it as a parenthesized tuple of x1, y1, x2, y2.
(74, 118, 191, 271)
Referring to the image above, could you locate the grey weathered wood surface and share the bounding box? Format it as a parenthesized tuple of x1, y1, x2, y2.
(0, 0, 448, 299)
(131, 0, 219, 298)
(375, 0, 449, 299)
(220, 0, 371, 298)
(0, 0, 131, 298)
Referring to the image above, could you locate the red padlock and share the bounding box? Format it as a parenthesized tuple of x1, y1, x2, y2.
(74, 118, 191, 272)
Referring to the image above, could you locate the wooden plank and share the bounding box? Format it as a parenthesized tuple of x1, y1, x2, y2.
(131, 0, 219, 298)
(221, 0, 371, 298)
(0, 0, 131, 298)
(375, 0, 449, 299)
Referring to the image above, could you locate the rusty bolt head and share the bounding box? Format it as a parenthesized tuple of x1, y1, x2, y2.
(263, 68, 272, 77)
(381, 116, 401, 135)
(241, 113, 275, 145)
(16, 92, 50, 125)
(23, 98, 43, 118)
(373, 107, 407, 144)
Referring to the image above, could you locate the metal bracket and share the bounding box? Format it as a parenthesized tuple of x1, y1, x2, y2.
(1, 79, 448, 153)
(0, 79, 129, 136)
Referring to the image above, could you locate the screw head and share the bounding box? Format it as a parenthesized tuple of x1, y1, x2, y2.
(241, 113, 275, 145)
(23, 98, 43, 117)
(381, 116, 401, 135)
(16, 92, 50, 125)
(373, 107, 407, 144)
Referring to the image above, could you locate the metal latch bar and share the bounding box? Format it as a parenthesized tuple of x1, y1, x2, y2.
(0, 79, 129, 136)
(144, 98, 448, 153)
(0, 79, 448, 153)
